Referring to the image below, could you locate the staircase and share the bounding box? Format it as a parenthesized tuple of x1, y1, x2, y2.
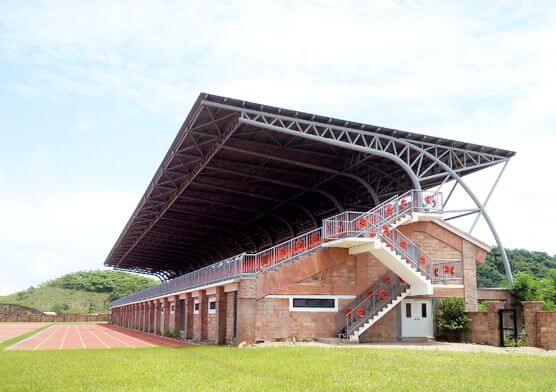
(339, 276, 410, 342)
(322, 190, 440, 296)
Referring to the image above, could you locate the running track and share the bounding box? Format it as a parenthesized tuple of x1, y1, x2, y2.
(0, 323, 48, 343)
(6, 324, 190, 351)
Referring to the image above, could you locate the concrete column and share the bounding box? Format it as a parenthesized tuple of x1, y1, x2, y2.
(199, 290, 208, 341)
(138, 303, 143, 331)
(523, 301, 544, 348)
(236, 279, 257, 344)
(215, 286, 227, 345)
(152, 300, 159, 335)
(147, 302, 152, 332)
(185, 293, 193, 339)
(132, 304, 137, 329)
(486, 300, 506, 346)
(162, 297, 170, 336)
(149, 301, 155, 333)
(172, 295, 182, 335)
(462, 240, 478, 311)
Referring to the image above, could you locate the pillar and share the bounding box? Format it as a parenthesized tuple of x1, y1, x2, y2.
(149, 301, 155, 333)
(173, 295, 182, 335)
(462, 240, 478, 311)
(185, 293, 193, 339)
(153, 300, 160, 335)
(215, 286, 227, 345)
(162, 297, 170, 336)
(486, 300, 506, 346)
(236, 279, 257, 344)
(199, 290, 208, 341)
(523, 301, 544, 348)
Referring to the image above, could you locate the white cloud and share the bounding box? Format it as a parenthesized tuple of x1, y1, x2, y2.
(0, 1, 555, 293)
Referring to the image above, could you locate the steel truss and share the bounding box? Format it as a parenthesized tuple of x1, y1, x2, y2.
(201, 100, 514, 282)
(105, 94, 514, 283)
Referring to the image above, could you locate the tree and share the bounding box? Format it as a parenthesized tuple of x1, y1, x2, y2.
(435, 297, 470, 341)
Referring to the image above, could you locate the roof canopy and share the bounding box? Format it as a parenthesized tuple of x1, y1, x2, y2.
(104, 93, 514, 279)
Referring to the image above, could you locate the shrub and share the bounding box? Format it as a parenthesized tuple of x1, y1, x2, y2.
(435, 297, 470, 341)
(163, 331, 180, 339)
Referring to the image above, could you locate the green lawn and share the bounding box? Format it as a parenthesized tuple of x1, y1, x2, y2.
(0, 341, 554, 392)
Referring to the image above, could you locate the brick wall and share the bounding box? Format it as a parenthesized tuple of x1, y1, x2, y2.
(524, 301, 556, 350)
(0, 313, 110, 322)
(359, 303, 399, 343)
(462, 301, 506, 346)
(254, 297, 353, 341)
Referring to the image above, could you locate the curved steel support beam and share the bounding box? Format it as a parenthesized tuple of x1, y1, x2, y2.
(236, 118, 422, 191)
(246, 117, 511, 282)
(341, 173, 380, 205)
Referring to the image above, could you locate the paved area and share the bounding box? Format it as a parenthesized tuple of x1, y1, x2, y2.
(6, 323, 190, 351)
(254, 340, 556, 356)
(0, 323, 48, 343)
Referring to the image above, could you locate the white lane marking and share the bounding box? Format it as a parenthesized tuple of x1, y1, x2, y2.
(82, 326, 111, 349)
(93, 325, 156, 347)
(33, 326, 62, 351)
(5, 325, 54, 351)
(76, 325, 85, 349)
(59, 326, 70, 350)
(88, 325, 137, 348)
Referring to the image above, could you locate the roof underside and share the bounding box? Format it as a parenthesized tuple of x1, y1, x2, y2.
(104, 93, 514, 280)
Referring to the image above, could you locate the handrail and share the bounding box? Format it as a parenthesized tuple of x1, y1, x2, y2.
(337, 272, 402, 326)
(344, 279, 408, 337)
(113, 189, 445, 308)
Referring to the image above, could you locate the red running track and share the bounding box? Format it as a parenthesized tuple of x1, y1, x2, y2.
(0, 323, 48, 343)
(6, 324, 190, 351)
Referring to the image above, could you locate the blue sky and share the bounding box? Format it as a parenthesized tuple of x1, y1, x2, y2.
(1, 1, 555, 294)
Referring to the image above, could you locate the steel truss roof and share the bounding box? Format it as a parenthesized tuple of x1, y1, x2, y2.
(104, 93, 514, 280)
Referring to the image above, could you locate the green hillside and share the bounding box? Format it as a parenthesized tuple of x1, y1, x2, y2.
(0, 270, 158, 314)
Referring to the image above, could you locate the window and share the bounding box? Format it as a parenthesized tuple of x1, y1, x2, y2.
(405, 303, 412, 318)
(170, 304, 175, 314)
(292, 298, 334, 308)
(208, 300, 217, 314)
(193, 300, 200, 315)
(290, 297, 336, 312)
(421, 303, 427, 318)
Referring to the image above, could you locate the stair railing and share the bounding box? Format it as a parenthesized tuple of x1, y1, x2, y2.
(242, 228, 322, 274)
(343, 279, 409, 338)
(337, 272, 404, 329)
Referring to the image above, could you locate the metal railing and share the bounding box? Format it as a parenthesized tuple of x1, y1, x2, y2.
(343, 279, 409, 338)
(113, 189, 447, 308)
(111, 254, 245, 307)
(112, 229, 323, 307)
(242, 228, 322, 273)
(430, 259, 463, 282)
(323, 190, 442, 240)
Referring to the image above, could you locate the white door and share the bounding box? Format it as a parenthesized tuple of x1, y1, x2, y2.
(401, 299, 433, 338)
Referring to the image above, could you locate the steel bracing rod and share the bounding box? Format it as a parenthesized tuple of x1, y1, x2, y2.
(202, 100, 508, 174)
(443, 179, 458, 208)
(113, 116, 241, 267)
(177, 193, 294, 242)
(222, 145, 373, 205)
(158, 214, 257, 254)
(222, 140, 380, 206)
(469, 160, 509, 234)
(204, 165, 332, 224)
(226, 124, 420, 191)
(444, 210, 480, 221)
(230, 109, 514, 283)
(189, 181, 297, 236)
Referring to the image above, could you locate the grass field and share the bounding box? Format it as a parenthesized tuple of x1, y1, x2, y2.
(1, 336, 554, 392)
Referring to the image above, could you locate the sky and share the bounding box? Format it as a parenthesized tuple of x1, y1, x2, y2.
(0, 1, 555, 295)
